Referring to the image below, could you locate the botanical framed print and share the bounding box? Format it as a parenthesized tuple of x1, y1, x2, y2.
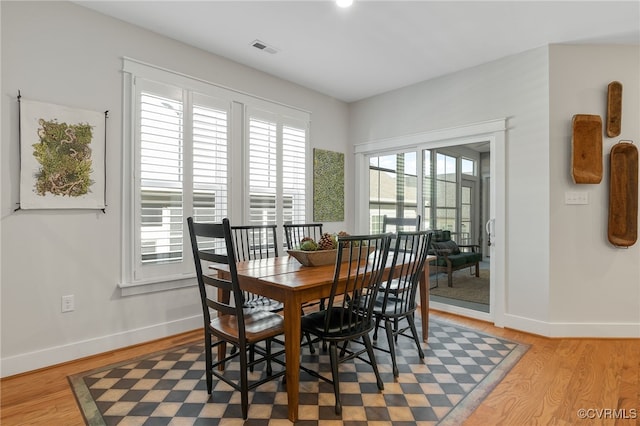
(19, 99, 106, 210)
(313, 148, 344, 222)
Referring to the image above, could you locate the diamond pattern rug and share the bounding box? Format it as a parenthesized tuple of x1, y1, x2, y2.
(69, 316, 528, 425)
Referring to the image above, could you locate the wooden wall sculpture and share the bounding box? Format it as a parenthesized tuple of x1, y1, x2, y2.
(608, 141, 638, 247)
(606, 81, 622, 137)
(571, 114, 603, 184)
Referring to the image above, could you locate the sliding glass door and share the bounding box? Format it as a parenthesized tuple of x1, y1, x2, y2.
(369, 144, 488, 313)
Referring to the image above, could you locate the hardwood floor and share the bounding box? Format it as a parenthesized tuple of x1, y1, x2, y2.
(1, 311, 638, 425)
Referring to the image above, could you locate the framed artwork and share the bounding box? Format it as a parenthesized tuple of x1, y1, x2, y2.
(19, 99, 106, 210)
(313, 148, 344, 222)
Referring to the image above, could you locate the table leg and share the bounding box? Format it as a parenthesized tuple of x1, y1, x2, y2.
(284, 298, 301, 422)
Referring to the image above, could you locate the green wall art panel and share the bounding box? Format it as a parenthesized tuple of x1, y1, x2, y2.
(19, 98, 106, 210)
(313, 148, 344, 222)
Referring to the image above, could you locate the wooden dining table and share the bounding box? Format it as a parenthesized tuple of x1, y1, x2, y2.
(212, 253, 435, 422)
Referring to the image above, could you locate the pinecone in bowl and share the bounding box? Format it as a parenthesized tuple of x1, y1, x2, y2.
(318, 233, 337, 250)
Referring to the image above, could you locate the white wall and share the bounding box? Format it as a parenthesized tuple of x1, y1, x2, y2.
(350, 46, 552, 332)
(0, 1, 349, 377)
(349, 44, 640, 337)
(548, 45, 640, 333)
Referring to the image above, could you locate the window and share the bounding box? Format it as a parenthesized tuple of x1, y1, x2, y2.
(368, 152, 417, 233)
(369, 148, 479, 239)
(435, 152, 457, 234)
(122, 59, 309, 292)
(247, 109, 307, 230)
(461, 157, 476, 176)
(423, 149, 479, 243)
(132, 78, 229, 284)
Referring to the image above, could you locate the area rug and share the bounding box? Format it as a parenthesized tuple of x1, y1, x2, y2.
(430, 269, 490, 305)
(69, 316, 527, 425)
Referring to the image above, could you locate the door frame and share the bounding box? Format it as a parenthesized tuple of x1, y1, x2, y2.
(354, 118, 506, 326)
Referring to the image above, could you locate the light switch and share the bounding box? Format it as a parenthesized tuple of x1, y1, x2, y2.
(565, 191, 588, 205)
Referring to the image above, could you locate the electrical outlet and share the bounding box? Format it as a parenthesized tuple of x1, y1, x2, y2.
(61, 295, 75, 313)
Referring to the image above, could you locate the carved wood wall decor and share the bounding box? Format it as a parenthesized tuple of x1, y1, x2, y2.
(571, 114, 603, 184)
(608, 141, 638, 247)
(606, 81, 623, 138)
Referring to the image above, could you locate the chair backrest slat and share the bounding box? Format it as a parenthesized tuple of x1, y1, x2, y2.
(283, 223, 323, 249)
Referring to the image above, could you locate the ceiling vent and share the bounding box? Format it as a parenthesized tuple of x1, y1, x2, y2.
(251, 40, 279, 54)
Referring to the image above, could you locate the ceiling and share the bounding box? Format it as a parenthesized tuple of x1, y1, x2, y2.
(75, 1, 640, 103)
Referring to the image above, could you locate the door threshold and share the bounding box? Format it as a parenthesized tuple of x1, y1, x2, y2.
(429, 300, 493, 323)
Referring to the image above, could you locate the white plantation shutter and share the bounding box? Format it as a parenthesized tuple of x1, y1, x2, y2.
(282, 125, 306, 225)
(248, 111, 307, 229)
(133, 77, 229, 281)
(248, 118, 278, 225)
(192, 98, 228, 224)
(139, 91, 184, 265)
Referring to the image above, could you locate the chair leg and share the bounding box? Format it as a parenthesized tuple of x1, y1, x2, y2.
(305, 332, 316, 354)
(249, 344, 255, 372)
(406, 314, 425, 359)
(328, 342, 342, 415)
(205, 333, 213, 393)
(362, 333, 384, 390)
(372, 315, 382, 341)
(266, 339, 273, 376)
(339, 340, 349, 357)
(300, 307, 316, 354)
(385, 319, 399, 377)
(239, 347, 249, 420)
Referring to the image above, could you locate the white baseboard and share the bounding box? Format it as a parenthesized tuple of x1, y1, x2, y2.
(428, 306, 640, 338)
(0, 315, 201, 378)
(502, 313, 640, 338)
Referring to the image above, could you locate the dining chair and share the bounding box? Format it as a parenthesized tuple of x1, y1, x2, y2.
(299, 232, 392, 415)
(381, 214, 421, 233)
(283, 222, 326, 351)
(230, 224, 283, 311)
(372, 230, 432, 377)
(232, 223, 316, 354)
(187, 217, 286, 420)
(283, 223, 324, 249)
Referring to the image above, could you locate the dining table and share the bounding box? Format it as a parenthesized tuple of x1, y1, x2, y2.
(211, 253, 435, 422)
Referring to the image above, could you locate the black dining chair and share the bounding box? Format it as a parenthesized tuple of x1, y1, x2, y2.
(283, 222, 327, 352)
(299, 233, 392, 414)
(372, 230, 433, 377)
(230, 224, 283, 312)
(232, 223, 316, 354)
(283, 223, 324, 249)
(187, 217, 286, 420)
(381, 214, 421, 233)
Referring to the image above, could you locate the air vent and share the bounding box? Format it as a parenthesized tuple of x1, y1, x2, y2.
(251, 39, 279, 54)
